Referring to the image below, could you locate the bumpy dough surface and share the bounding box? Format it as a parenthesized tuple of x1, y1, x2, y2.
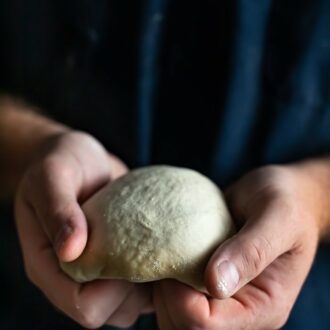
(60, 166, 234, 291)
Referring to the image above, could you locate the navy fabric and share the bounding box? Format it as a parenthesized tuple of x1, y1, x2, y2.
(0, 0, 329, 184)
(0, 0, 329, 329)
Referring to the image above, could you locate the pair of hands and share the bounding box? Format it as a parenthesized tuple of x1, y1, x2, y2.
(15, 131, 320, 329)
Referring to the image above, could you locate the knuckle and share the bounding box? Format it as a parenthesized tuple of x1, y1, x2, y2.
(269, 302, 292, 329)
(45, 203, 77, 225)
(239, 236, 272, 276)
(259, 290, 292, 329)
(183, 316, 210, 330)
(24, 263, 37, 285)
(109, 313, 139, 328)
(24, 261, 44, 293)
(24, 156, 72, 192)
(75, 305, 106, 329)
(40, 156, 71, 179)
(270, 311, 291, 329)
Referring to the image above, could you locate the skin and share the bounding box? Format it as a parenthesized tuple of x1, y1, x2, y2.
(1, 97, 153, 328)
(14, 131, 155, 328)
(154, 163, 330, 329)
(1, 96, 330, 329)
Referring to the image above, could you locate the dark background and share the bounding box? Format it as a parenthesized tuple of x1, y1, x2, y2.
(1, 0, 330, 328)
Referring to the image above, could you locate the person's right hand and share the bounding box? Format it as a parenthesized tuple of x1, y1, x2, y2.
(15, 130, 153, 328)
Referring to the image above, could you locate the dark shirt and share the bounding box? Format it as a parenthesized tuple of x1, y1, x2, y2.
(0, 1, 329, 329)
(1, 0, 329, 185)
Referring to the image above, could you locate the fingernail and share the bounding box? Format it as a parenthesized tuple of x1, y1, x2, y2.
(54, 224, 73, 253)
(217, 261, 239, 297)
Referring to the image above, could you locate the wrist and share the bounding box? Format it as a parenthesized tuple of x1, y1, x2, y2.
(0, 96, 70, 196)
(289, 157, 330, 241)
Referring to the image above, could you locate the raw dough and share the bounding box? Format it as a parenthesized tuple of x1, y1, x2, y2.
(60, 165, 234, 291)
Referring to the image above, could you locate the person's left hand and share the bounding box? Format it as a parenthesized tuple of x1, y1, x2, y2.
(153, 165, 323, 329)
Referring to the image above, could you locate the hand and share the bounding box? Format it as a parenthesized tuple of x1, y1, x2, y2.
(15, 131, 153, 328)
(153, 165, 322, 329)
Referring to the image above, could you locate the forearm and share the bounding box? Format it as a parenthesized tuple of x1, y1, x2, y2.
(290, 156, 330, 242)
(0, 95, 68, 197)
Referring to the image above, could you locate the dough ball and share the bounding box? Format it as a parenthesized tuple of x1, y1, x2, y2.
(60, 165, 234, 291)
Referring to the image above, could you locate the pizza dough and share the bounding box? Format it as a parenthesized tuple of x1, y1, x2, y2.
(60, 165, 234, 291)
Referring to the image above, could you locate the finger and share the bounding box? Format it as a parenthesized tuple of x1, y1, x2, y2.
(159, 280, 212, 329)
(205, 199, 294, 299)
(153, 282, 177, 330)
(208, 283, 274, 330)
(208, 252, 315, 329)
(162, 253, 317, 329)
(22, 159, 88, 262)
(15, 198, 133, 328)
(106, 284, 152, 328)
(108, 152, 129, 180)
(161, 279, 273, 330)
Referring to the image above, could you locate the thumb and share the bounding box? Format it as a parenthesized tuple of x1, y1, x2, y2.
(46, 197, 88, 263)
(27, 164, 88, 262)
(205, 210, 291, 299)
